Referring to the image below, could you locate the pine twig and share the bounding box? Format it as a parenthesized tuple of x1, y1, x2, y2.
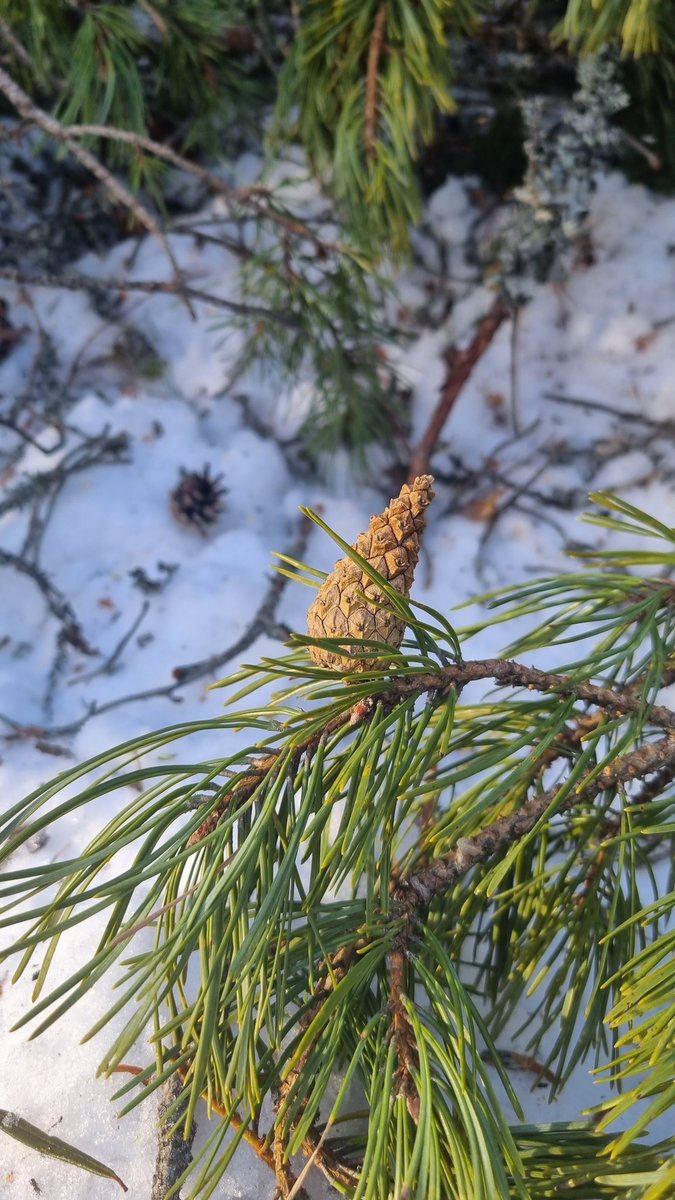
(45, 123, 345, 257)
(185, 650, 675, 848)
(388, 943, 420, 1119)
(408, 296, 508, 482)
(395, 733, 675, 911)
(69, 601, 150, 686)
(364, 5, 388, 162)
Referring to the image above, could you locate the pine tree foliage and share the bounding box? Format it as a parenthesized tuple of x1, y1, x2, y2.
(274, 0, 476, 252)
(2, 0, 267, 169)
(1, 493, 675, 1198)
(2, 2, 673, 461)
(3, 0, 673, 250)
(238, 236, 402, 462)
(561, 0, 673, 58)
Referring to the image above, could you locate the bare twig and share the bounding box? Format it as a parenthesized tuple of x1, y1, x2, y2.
(0, 513, 312, 741)
(0, 416, 66, 455)
(174, 513, 312, 685)
(364, 5, 388, 162)
(0, 20, 36, 73)
(620, 129, 662, 172)
(0, 548, 95, 655)
(0, 64, 195, 316)
(544, 391, 675, 431)
(0, 265, 303, 332)
(45, 123, 345, 257)
(508, 301, 521, 433)
(408, 296, 508, 482)
(70, 602, 150, 686)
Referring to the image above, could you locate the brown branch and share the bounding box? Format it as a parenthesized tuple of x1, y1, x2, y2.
(273, 1124, 307, 1200)
(364, 5, 388, 163)
(388, 944, 420, 1118)
(383, 655, 675, 733)
(186, 652, 675, 849)
(0, 64, 195, 317)
(408, 296, 508, 482)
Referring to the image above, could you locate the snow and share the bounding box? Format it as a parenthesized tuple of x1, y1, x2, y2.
(1, 165, 675, 1197)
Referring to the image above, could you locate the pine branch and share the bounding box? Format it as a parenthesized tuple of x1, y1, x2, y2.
(397, 733, 675, 909)
(4, 495, 675, 1197)
(185, 653, 675, 849)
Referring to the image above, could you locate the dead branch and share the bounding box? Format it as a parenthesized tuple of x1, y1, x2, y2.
(39, 123, 345, 257)
(0, 64, 194, 316)
(0, 548, 95, 655)
(544, 391, 675, 431)
(174, 513, 312, 685)
(0, 512, 312, 742)
(0, 265, 303, 332)
(408, 296, 508, 482)
(70, 601, 150, 686)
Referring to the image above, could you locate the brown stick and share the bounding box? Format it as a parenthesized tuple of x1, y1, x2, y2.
(150, 1076, 195, 1200)
(364, 5, 388, 162)
(408, 296, 508, 482)
(0, 64, 194, 316)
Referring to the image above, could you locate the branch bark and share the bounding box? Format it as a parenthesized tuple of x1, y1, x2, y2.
(408, 297, 508, 482)
(394, 732, 675, 911)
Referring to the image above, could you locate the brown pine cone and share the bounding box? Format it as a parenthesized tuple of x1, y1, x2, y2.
(307, 475, 435, 671)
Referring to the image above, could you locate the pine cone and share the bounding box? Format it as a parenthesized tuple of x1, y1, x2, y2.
(307, 475, 435, 672)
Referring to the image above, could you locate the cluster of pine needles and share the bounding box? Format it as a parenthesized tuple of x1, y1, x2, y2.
(1, 493, 675, 1198)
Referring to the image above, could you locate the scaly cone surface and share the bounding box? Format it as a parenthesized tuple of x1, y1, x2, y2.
(307, 475, 435, 671)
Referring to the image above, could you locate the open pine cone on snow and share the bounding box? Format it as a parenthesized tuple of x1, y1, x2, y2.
(170, 465, 226, 536)
(307, 475, 435, 672)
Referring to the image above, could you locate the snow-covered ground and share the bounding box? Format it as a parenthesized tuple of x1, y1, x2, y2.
(1, 167, 675, 1198)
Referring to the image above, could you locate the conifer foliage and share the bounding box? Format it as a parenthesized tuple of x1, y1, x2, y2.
(1, 492, 675, 1198)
